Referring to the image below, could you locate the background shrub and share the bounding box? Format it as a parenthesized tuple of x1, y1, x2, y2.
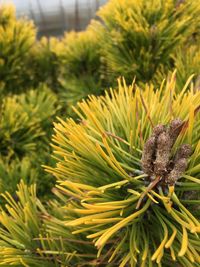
(58, 27, 104, 112)
(0, 5, 36, 95)
(96, 0, 200, 85)
(0, 86, 58, 197)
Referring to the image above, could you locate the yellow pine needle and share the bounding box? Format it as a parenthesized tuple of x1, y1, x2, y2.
(81, 197, 102, 203)
(102, 136, 131, 180)
(130, 174, 147, 181)
(97, 244, 104, 259)
(134, 240, 140, 254)
(129, 247, 138, 264)
(98, 180, 128, 192)
(187, 105, 194, 144)
(161, 196, 192, 231)
(127, 189, 141, 196)
(136, 176, 161, 209)
(87, 228, 107, 239)
(72, 209, 105, 215)
(129, 225, 140, 260)
(193, 226, 200, 233)
(66, 210, 120, 226)
(120, 208, 124, 216)
(81, 203, 125, 211)
(80, 102, 104, 134)
(142, 236, 148, 262)
(95, 199, 151, 249)
(6, 207, 23, 225)
(135, 120, 143, 146)
(172, 193, 200, 228)
(146, 192, 159, 204)
(179, 213, 196, 232)
(20, 258, 29, 267)
(171, 210, 192, 230)
(36, 248, 44, 257)
(151, 228, 168, 261)
(108, 231, 128, 263)
(139, 91, 154, 129)
(96, 142, 129, 180)
(140, 259, 146, 267)
(165, 226, 177, 248)
(119, 253, 131, 267)
(72, 225, 99, 234)
(24, 205, 39, 232)
(92, 196, 138, 206)
(156, 249, 164, 264)
(168, 185, 174, 198)
(129, 130, 133, 154)
(169, 246, 176, 261)
(60, 181, 96, 191)
(178, 226, 188, 257)
(149, 190, 170, 201)
(188, 243, 200, 263)
(85, 217, 122, 225)
(56, 185, 82, 200)
(130, 255, 137, 266)
(1, 193, 19, 212)
(87, 190, 102, 196)
(186, 249, 195, 263)
(178, 74, 195, 99)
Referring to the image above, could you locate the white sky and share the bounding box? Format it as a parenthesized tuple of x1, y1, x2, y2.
(1, 0, 98, 13)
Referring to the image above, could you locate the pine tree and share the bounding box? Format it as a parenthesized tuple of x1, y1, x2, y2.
(0, 4, 36, 94)
(46, 73, 200, 266)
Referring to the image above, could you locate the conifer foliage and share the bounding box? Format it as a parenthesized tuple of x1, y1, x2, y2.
(58, 28, 103, 109)
(47, 74, 200, 266)
(97, 0, 200, 84)
(0, 87, 58, 197)
(0, 5, 36, 94)
(0, 1, 200, 266)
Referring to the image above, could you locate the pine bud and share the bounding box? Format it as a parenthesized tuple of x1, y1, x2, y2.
(152, 124, 165, 137)
(141, 136, 156, 175)
(154, 132, 171, 175)
(165, 158, 188, 185)
(168, 118, 183, 147)
(174, 144, 192, 162)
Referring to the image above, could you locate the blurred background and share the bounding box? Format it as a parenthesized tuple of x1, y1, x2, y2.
(2, 0, 107, 37)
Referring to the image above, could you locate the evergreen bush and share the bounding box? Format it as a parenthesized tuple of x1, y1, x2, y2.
(58, 28, 103, 110)
(46, 74, 200, 266)
(0, 87, 58, 197)
(30, 37, 63, 92)
(96, 0, 200, 85)
(172, 44, 200, 91)
(0, 5, 36, 94)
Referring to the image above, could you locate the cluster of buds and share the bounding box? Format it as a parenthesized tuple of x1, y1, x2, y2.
(141, 118, 192, 186)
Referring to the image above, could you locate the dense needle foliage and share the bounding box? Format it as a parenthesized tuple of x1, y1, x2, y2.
(58, 28, 103, 109)
(0, 87, 58, 197)
(96, 0, 200, 85)
(0, 5, 36, 94)
(45, 74, 200, 266)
